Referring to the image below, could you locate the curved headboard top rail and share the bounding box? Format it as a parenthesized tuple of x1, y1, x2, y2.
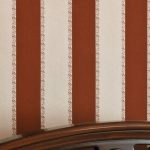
(1, 121, 150, 149)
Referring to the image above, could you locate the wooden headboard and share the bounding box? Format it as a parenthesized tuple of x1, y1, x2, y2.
(0, 122, 150, 150)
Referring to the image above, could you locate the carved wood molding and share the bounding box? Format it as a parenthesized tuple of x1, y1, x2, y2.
(1, 122, 150, 149)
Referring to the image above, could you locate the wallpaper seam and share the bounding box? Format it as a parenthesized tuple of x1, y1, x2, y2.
(68, 0, 72, 124)
(148, 0, 150, 121)
(121, 0, 125, 121)
(96, 0, 100, 122)
(12, 0, 16, 135)
(41, 0, 45, 129)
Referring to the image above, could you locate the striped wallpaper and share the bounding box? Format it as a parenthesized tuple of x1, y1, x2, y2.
(0, 0, 148, 140)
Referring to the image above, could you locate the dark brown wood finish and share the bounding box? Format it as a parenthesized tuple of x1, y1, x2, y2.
(1, 122, 150, 149)
(135, 145, 148, 150)
(16, 0, 41, 134)
(72, 0, 96, 124)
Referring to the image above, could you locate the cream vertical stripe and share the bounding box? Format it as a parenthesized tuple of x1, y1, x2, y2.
(0, 0, 14, 139)
(44, 0, 71, 128)
(98, 0, 124, 122)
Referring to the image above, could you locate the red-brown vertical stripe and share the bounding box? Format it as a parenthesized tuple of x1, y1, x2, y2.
(16, 0, 41, 134)
(72, 0, 96, 124)
(126, 0, 147, 120)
